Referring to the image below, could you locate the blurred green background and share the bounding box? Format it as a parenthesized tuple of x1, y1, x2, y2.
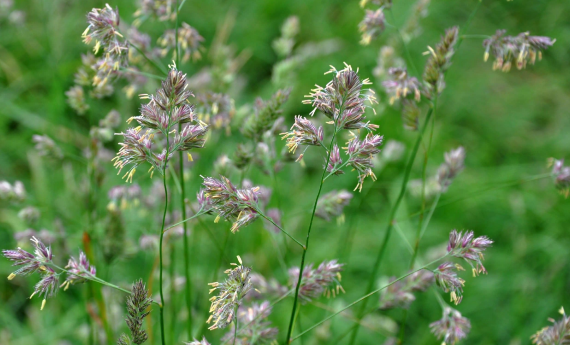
(1, 0, 569, 344)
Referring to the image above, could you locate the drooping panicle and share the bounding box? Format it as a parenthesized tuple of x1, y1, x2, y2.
(61, 252, 97, 290)
(288, 260, 344, 303)
(359, 9, 385, 45)
(434, 262, 465, 305)
(483, 30, 555, 72)
(436, 146, 465, 192)
(447, 229, 493, 276)
(422, 26, 459, 99)
(222, 301, 279, 345)
(430, 307, 471, 345)
(201, 176, 261, 233)
(207, 256, 253, 330)
(531, 307, 570, 345)
(118, 279, 152, 345)
(345, 133, 384, 191)
(303, 63, 378, 131)
(379, 270, 434, 309)
(315, 190, 353, 222)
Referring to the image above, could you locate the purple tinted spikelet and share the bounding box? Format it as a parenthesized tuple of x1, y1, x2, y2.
(422, 26, 459, 99)
(61, 252, 97, 290)
(3, 237, 59, 310)
(531, 307, 570, 345)
(430, 307, 471, 345)
(483, 30, 555, 72)
(382, 67, 421, 105)
(222, 301, 279, 345)
(447, 230, 493, 276)
(281, 116, 324, 159)
(325, 144, 344, 175)
(208, 256, 253, 330)
(437, 147, 465, 193)
(303, 63, 378, 131)
(359, 9, 385, 45)
(345, 133, 384, 191)
(114, 67, 208, 181)
(379, 270, 434, 309)
(434, 262, 465, 305)
(315, 190, 353, 222)
(202, 176, 261, 233)
(81, 4, 128, 90)
(288, 260, 344, 303)
(550, 158, 570, 198)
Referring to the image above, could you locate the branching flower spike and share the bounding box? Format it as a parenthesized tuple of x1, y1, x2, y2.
(207, 256, 252, 330)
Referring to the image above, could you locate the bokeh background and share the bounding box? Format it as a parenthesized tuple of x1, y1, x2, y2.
(1, 0, 569, 344)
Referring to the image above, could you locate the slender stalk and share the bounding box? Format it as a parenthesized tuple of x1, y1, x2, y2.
(284, 127, 339, 344)
(233, 305, 239, 345)
(256, 209, 305, 249)
(130, 42, 168, 75)
(158, 137, 170, 345)
(291, 256, 446, 342)
(347, 105, 434, 345)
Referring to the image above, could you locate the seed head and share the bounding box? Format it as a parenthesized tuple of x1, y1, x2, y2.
(379, 270, 434, 309)
(243, 89, 290, 139)
(61, 252, 96, 290)
(202, 176, 261, 233)
(118, 279, 152, 345)
(18, 206, 40, 225)
(65, 86, 90, 115)
(430, 307, 471, 345)
(281, 116, 324, 157)
(531, 307, 570, 345)
(483, 30, 555, 72)
(447, 229, 493, 276)
(345, 133, 384, 191)
(359, 9, 385, 45)
(222, 301, 279, 345)
(434, 262, 465, 305)
(325, 144, 344, 175)
(436, 147, 465, 193)
(159, 22, 204, 62)
(422, 26, 459, 99)
(207, 256, 253, 330)
(32, 135, 63, 159)
(382, 68, 421, 105)
(315, 190, 353, 222)
(303, 63, 378, 131)
(289, 260, 344, 303)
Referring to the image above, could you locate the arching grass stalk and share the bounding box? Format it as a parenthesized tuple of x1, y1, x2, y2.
(284, 125, 339, 344)
(291, 255, 447, 342)
(347, 104, 434, 344)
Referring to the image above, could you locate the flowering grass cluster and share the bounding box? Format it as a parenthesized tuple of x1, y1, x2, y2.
(1, 1, 564, 345)
(207, 256, 253, 330)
